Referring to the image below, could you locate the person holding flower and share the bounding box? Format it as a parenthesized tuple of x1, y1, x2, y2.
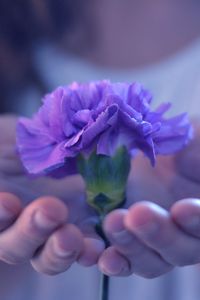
(0, 1, 200, 299)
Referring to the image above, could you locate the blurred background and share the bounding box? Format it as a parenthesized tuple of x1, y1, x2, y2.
(1, 0, 200, 115)
(0, 0, 90, 113)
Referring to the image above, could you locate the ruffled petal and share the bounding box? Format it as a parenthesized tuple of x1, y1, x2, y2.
(16, 119, 75, 176)
(127, 83, 152, 115)
(16, 80, 193, 177)
(81, 104, 119, 147)
(153, 113, 193, 154)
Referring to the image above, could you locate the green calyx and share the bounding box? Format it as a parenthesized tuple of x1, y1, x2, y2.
(77, 147, 131, 216)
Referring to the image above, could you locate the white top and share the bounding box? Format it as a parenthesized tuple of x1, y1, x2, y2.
(2, 38, 200, 300)
(35, 37, 200, 117)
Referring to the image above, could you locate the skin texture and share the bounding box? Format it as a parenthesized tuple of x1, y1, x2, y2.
(0, 115, 200, 278)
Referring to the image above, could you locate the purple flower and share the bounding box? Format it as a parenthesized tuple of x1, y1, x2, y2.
(16, 80, 193, 177)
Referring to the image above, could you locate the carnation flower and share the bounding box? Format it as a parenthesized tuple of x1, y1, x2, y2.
(16, 80, 192, 178)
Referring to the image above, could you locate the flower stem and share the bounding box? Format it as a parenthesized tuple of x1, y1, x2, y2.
(95, 196, 127, 300)
(99, 273, 110, 300)
(96, 218, 110, 300)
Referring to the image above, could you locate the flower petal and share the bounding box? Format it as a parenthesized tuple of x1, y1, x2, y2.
(18, 141, 66, 175)
(127, 83, 152, 115)
(81, 104, 119, 147)
(153, 113, 193, 154)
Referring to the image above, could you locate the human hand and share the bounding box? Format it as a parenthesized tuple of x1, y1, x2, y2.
(98, 122, 200, 278)
(1, 115, 200, 279)
(0, 116, 104, 275)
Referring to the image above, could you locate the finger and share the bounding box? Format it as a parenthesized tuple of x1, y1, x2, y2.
(98, 246, 130, 277)
(31, 224, 83, 275)
(77, 216, 105, 267)
(125, 201, 200, 266)
(78, 237, 105, 267)
(0, 193, 22, 231)
(103, 209, 172, 278)
(171, 198, 200, 238)
(0, 196, 68, 264)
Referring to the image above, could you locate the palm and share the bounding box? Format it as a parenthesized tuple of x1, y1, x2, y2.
(126, 155, 187, 210)
(126, 126, 200, 210)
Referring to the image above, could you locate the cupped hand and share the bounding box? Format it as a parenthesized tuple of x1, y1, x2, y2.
(98, 122, 200, 278)
(0, 116, 104, 275)
(1, 115, 200, 279)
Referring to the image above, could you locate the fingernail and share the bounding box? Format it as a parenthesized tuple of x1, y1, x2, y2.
(34, 210, 58, 229)
(112, 230, 133, 244)
(101, 260, 129, 276)
(54, 242, 77, 258)
(0, 205, 14, 220)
